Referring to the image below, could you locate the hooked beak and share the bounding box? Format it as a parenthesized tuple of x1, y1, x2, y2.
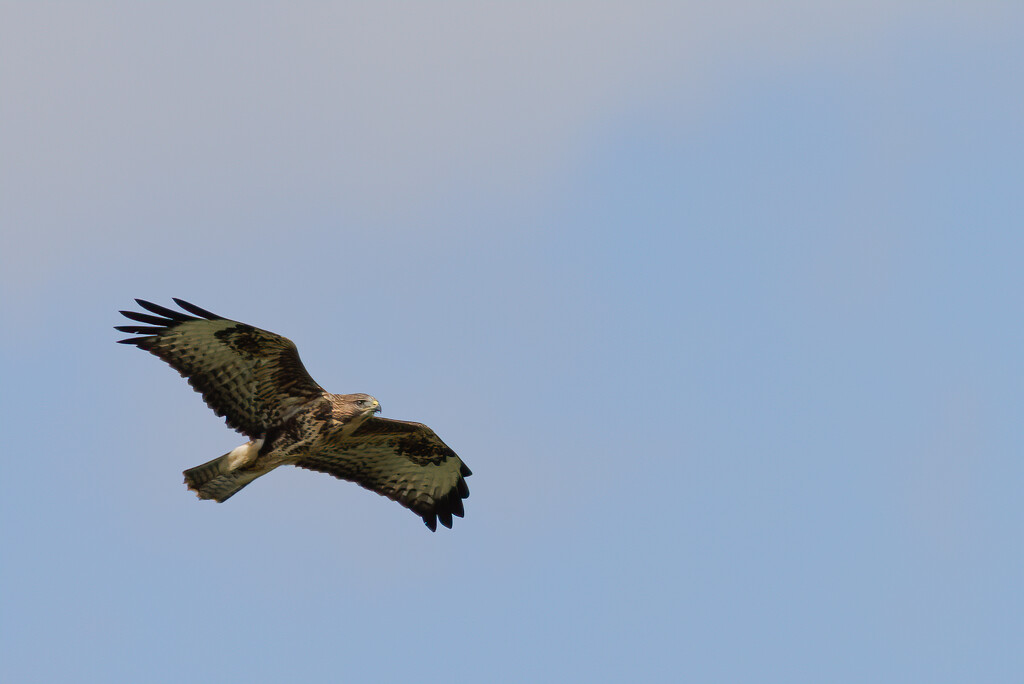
(373, 400, 382, 414)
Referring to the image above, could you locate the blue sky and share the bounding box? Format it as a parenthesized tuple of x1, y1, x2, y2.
(1, 3, 1022, 682)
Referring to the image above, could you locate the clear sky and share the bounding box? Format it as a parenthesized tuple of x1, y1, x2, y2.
(1, 3, 1021, 682)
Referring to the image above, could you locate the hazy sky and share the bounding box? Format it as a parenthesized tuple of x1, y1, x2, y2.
(2, 3, 1022, 682)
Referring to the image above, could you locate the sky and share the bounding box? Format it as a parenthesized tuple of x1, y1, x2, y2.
(1, 2, 1022, 682)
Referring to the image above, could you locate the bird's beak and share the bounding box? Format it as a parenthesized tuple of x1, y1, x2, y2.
(373, 401, 382, 414)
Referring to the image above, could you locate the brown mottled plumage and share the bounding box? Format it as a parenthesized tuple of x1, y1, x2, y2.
(116, 298, 471, 531)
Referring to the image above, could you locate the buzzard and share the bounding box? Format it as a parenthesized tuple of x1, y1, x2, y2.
(115, 298, 471, 531)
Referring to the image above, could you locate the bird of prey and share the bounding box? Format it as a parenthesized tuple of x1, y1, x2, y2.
(115, 298, 471, 531)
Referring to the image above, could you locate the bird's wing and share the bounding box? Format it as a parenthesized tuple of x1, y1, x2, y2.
(294, 417, 472, 531)
(116, 298, 325, 438)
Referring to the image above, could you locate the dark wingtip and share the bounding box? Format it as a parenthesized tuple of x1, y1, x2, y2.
(423, 515, 438, 532)
(173, 298, 221, 320)
(134, 298, 192, 321)
(460, 463, 473, 477)
(438, 510, 453, 529)
(119, 309, 170, 325)
(450, 496, 465, 518)
(114, 325, 164, 334)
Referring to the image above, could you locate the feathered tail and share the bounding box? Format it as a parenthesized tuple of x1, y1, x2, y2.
(183, 444, 263, 502)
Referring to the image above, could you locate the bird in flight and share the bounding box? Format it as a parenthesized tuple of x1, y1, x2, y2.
(115, 298, 471, 531)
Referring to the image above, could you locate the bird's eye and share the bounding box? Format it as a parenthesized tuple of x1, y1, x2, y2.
(356, 400, 367, 407)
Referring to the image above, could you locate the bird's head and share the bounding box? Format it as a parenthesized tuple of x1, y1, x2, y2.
(351, 393, 382, 416)
(328, 393, 382, 437)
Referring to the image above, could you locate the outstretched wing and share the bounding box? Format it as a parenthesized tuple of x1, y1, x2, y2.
(116, 298, 325, 438)
(294, 417, 472, 531)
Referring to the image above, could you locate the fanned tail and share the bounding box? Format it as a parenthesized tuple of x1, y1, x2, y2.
(183, 453, 259, 503)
